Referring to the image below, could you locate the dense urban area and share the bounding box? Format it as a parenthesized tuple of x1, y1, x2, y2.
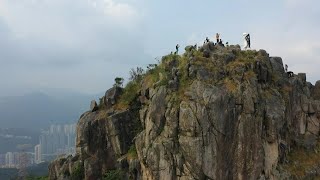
(0, 124, 76, 168)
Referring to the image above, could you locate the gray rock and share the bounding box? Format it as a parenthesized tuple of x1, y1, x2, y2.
(49, 48, 320, 180)
(203, 50, 210, 58)
(312, 80, 320, 100)
(168, 80, 179, 91)
(104, 87, 123, 108)
(270, 57, 285, 74)
(185, 45, 195, 52)
(298, 73, 306, 83)
(90, 100, 98, 112)
(258, 49, 269, 57)
(223, 53, 236, 64)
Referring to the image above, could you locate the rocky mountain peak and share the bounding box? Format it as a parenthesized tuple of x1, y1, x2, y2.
(49, 43, 320, 180)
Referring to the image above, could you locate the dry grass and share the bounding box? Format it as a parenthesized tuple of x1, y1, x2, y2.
(243, 70, 256, 81)
(282, 142, 320, 178)
(224, 78, 238, 94)
(97, 110, 108, 120)
(115, 81, 140, 110)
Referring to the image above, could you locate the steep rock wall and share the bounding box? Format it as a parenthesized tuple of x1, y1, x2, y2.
(49, 44, 320, 180)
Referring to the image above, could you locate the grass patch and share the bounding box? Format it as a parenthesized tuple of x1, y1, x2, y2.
(97, 110, 108, 120)
(282, 142, 320, 178)
(127, 145, 138, 161)
(26, 176, 48, 180)
(223, 78, 238, 94)
(103, 169, 125, 180)
(70, 164, 84, 180)
(243, 70, 256, 81)
(144, 63, 169, 89)
(115, 81, 140, 110)
(98, 97, 106, 109)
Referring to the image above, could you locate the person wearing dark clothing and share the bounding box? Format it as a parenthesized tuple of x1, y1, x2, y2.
(216, 33, 220, 43)
(243, 33, 251, 50)
(285, 64, 288, 72)
(175, 44, 180, 54)
(285, 64, 294, 77)
(206, 37, 210, 43)
(245, 34, 250, 48)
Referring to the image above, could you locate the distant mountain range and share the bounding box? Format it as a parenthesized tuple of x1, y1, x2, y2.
(0, 91, 102, 131)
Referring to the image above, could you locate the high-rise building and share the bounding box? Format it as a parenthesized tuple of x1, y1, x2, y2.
(39, 133, 47, 155)
(5, 152, 14, 167)
(0, 154, 5, 167)
(39, 123, 76, 161)
(34, 144, 41, 164)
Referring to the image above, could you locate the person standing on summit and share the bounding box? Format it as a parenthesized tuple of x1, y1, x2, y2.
(175, 44, 180, 54)
(216, 33, 220, 43)
(243, 33, 251, 50)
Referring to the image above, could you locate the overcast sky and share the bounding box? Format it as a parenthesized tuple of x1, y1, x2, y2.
(0, 0, 319, 97)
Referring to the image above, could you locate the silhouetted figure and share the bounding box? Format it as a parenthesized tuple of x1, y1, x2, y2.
(216, 33, 220, 43)
(287, 71, 294, 77)
(285, 64, 293, 77)
(175, 44, 180, 54)
(243, 33, 251, 49)
(285, 64, 288, 72)
(206, 37, 210, 43)
(246, 34, 251, 48)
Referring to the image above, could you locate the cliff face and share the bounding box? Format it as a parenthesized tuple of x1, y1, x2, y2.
(49, 44, 320, 180)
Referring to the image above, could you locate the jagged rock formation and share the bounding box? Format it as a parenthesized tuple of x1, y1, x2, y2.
(49, 43, 320, 180)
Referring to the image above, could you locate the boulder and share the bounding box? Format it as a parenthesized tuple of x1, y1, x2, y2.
(258, 49, 269, 57)
(298, 73, 307, 83)
(104, 87, 123, 108)
(203, 50, 210, 58)
(90, 100, 98, 112)
(270, 57, 284, 74)
(312, 80, 320, 100)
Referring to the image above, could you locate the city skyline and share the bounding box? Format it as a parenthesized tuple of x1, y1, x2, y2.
(0, 123, 76, 168)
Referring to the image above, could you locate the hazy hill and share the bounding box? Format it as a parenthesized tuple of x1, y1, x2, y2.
(0, 91, 100, 130)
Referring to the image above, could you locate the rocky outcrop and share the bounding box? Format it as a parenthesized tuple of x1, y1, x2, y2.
(104, 87, 123, 108)
(49, 87, 142, 180)
(90, 100, 98, 112)
(49, 44, 320, 180)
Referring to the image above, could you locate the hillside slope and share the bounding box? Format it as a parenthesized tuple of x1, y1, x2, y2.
(49, 43, 320, 180)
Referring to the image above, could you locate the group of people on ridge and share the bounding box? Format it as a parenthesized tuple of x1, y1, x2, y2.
(175, 32, 251, 54)
(204, 33, 225, 46)
(174, 33, 295, 78)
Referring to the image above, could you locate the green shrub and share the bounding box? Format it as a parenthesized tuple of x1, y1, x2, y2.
(115, 81, 140, 110)
(98, 97, 106, 109)
(224, 78, 238, 94)
(26, 176, 49, 180)
(127, 145, 138, 160)
(70, 164, 84, 180)
(103, 169, 125, 180)
(114, 77, 124, 87)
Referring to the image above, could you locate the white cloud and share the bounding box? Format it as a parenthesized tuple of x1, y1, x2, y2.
(87, 0, 140, 27)
(0, 0, 149, 96)
(103, 0, 137, 20)
(0, 0, 141, 40)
